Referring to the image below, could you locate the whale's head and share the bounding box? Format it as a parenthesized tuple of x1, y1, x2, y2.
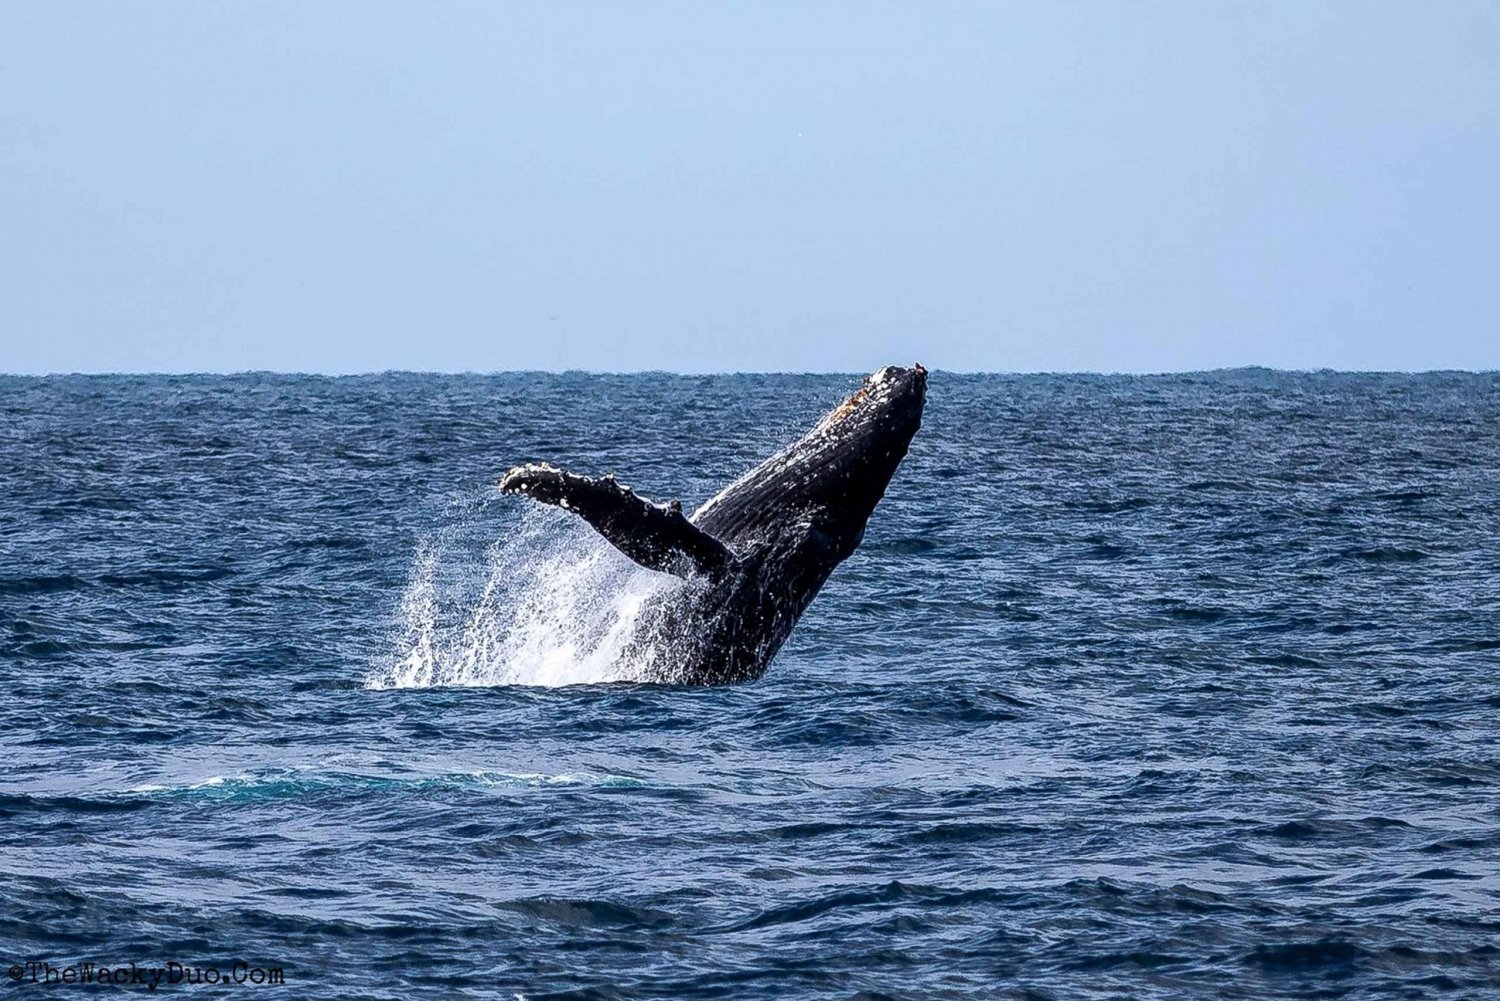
(805, 363, 927, 533)
(692, 363, 927, 553)
(816, 363, 927, 440)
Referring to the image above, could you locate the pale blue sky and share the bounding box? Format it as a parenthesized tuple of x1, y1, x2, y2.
(2, 3, 1496, 373)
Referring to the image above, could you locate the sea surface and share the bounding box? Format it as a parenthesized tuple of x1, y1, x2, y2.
(2, 370, 1498, 999)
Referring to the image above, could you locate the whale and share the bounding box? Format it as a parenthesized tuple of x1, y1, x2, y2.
(499, 363, 927, 684)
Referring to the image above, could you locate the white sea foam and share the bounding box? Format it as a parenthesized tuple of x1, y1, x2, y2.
(367, 505, 678, 689)
(120, 767, 643, 801)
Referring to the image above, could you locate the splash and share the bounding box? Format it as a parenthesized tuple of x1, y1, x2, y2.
(368, 504, 679, 689)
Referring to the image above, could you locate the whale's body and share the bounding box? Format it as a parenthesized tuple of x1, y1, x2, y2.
(501, 364, 927, 684)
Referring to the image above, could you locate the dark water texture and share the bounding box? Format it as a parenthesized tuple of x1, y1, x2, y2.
(2, 370, 1498, 999)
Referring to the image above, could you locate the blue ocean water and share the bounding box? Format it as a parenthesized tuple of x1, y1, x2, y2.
(2, 370, 1498, 999)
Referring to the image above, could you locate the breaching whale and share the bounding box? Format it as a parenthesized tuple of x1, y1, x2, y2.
(499, 364, 927, 684)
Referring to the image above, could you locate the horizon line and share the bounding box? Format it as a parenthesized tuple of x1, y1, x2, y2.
(1, 365, 1496, 379)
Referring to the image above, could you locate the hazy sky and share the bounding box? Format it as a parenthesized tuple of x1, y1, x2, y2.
(2, 3, 1496, 373)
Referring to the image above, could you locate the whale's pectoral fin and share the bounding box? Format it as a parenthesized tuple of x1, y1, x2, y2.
(499, 464, 734, 579)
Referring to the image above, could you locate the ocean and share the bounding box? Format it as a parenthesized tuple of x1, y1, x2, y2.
(2, 370, 1497, 999)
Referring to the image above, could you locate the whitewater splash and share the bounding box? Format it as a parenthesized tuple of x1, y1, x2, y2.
(368, 504, 681, 689)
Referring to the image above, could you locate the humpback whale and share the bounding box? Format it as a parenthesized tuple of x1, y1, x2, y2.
(500, 363, 927, 684)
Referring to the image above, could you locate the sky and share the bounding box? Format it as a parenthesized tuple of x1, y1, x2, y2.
(1, 2, 1496, 374)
